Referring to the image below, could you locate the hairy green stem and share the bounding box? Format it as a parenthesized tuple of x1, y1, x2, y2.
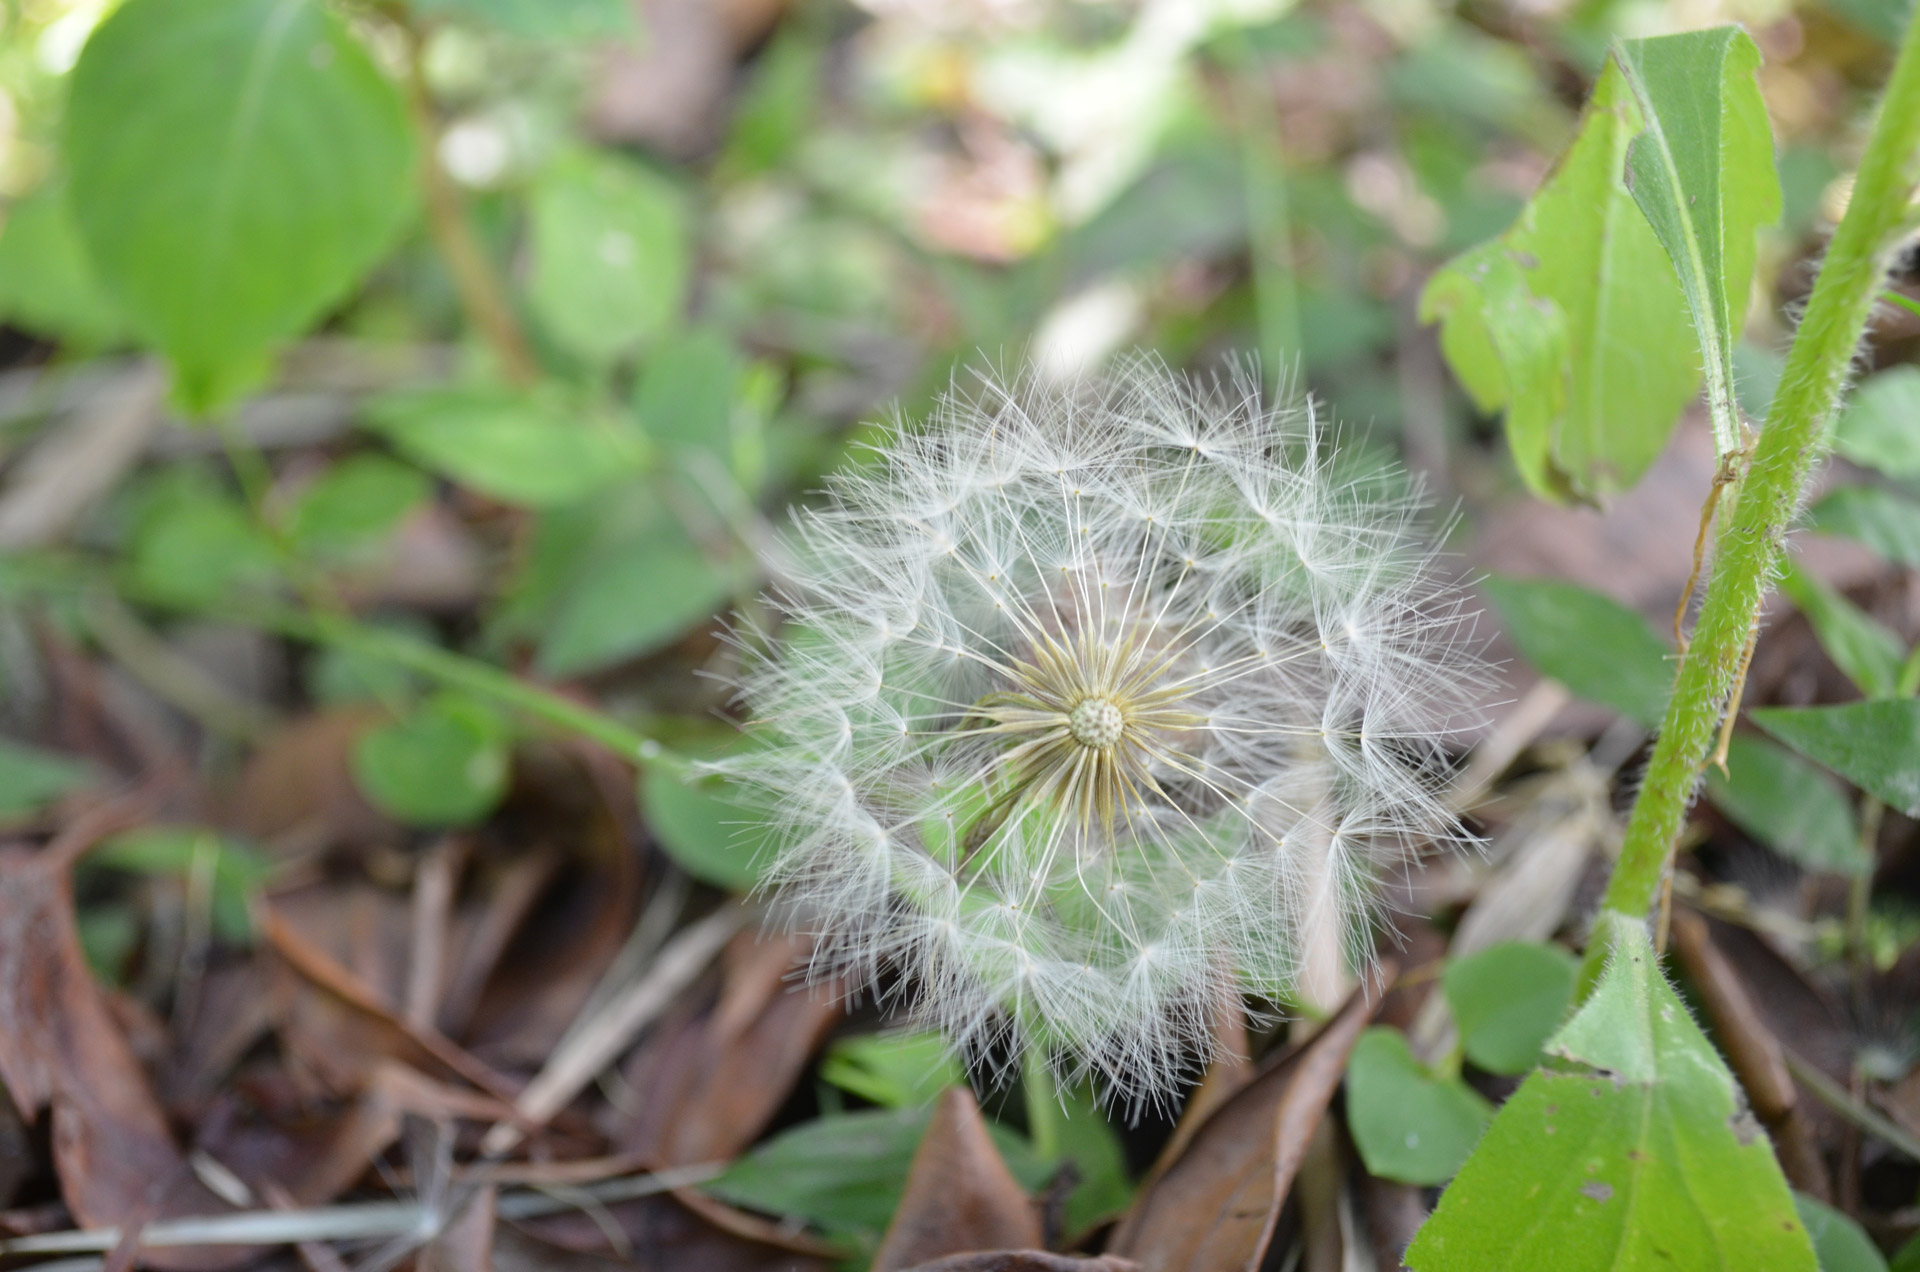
(1584, 12, 1920, 987)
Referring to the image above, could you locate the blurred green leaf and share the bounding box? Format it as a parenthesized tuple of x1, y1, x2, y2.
(128, 495, 278, 607)
(635, 326, 740, 459)
(0, 182, 130, 348)
(1777, 559, 1905, 698)
(364, 385, 649, 507)
(1753, 701, 1920, 818)
(1480, 575, 1670, 726)
(0, 739, 92, 821)
(64, 0, 415, 412)
(1832, 367, 1920, 479)
(640, 762, 771, 891)
(1442, 941, 1577, 1075)
(820, 1032, 966, 1108)
(1704, 734, 1867, 875)
(1809, 485, 1920, 568)
(1051, 1080, 1134, 1236)
(91, 827, 271, 943)
(352, 693, 510, 826)
(410, 0, 633, 38)
(1421, 53, 1698, 503)
(1615, 28, 1780, 463)
(723, 25, 821, 176)
(528, 149, 689, 364)
(1795, 1192, 1888, 1272)
(1406, 914, 1815, 1270)
(288, 454, 429, 557)
(1347, 1027, 1492, 1185)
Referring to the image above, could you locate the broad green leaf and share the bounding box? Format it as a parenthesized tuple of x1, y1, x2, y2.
(352, 694, 510, 826)
(1050, 1080, 1134, 1236)
(90, 827, 270, 942)
(527, 150, 689, 364)
(1615, 29, 1781, 462)
(640, 764, 772, 891)
(1753, 701, 1920, 817)
(1406, 913, 1816, 1271)
(1442, 941, 1577, 1075)
(1347, 1027, 1492, 1185)
(64, 0, 415, 412)
(1777, 559, 1905, 698)
(1704, 734, 1867, 875)
(363, 386, 650, 507)
(819, 1032, 966, 1108)
(410, 0, 633, 38)
(1480, 575, 1671, 726)
(0, 739, 93, 821)
(1809, 486, 1920, 568)
(1795, 1193, 1888, 1272)
(1832, 367, 1920, 479)
(0, 182, 130, 348)
(635, 326, 740, 460)
(288, 454, 429, 557)
(706, 1106, 1051, 1250)
(1421, 57, 1698, 502)
(127, 496, 279, 607)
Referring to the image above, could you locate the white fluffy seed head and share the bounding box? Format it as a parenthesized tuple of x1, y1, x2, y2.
(722, 354, 1487, 1104)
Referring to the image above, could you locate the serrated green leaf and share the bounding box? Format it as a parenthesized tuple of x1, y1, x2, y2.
(1704, 733, 1867, 875)
(1480, 575, 1671, 726)
(352, 694, 510, 827)
(1832, 367, 1920, 479)
(1809, 485, 1920, 568)
(0, 182, 130, 348)
(363, 385, 650, 507)
(411, 0, 634, 39)
(1406, 913, 1816, 1271)
(288, 454, 429, 557)
(1443, 941, 1577, 1075)
(527, 149, 689, 364)
(0, 739, 93, 821)
(1753, 701, 1920, 817)
(1777, 558, 1906, 698)
(1348, 1027, 1493, 1185)
(64, 0, 415, 412)
(1616, 28, 1781, 462)
(1421, 57, 1698, 502)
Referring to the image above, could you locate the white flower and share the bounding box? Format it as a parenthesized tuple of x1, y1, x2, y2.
(725, 355, 1485, 1101)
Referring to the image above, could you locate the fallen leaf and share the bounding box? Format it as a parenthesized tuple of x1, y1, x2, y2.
(872, 1086, 1044, 1272)
(421, 1184, 495, 1272)
(516, 1190, 837, 1271)
(1105, 969, 1390, 1272)
(897, 1255, 1141, 1272)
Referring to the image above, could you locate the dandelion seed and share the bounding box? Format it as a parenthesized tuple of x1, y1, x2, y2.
(723, 355, 1487, 1103)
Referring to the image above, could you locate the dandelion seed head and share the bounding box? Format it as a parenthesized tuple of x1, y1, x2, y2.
(723, 355, 1487, 1104)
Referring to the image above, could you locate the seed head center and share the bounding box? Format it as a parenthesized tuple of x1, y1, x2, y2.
(1068, 696, 1126, 750)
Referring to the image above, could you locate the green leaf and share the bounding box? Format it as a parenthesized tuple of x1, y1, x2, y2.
(640, 764, 771, 892)
(351, 693, 510, 826)
(1704, 734, 1867, 875)
(1480, 575, 1671, 726)
(527, 149, 689, 364)
(1777, 559, 1905, 698)
(635, 326, 740, 459)
(0, 739, 93, 821)
(288, 454, 429, 557)
(1406, 913, 1816, 1271)
(0, 182, 130, 348)
(1795, 1193, 1888, 1272)
(1421, 57, 1699, 503)
(64, 0, 415, 412)
(363, 385, 650, 507)
(127, 495, 279, 607)
(1753, 701, 1920, 817)
(819, 1032, 966, 1108)
(1347, 1027, 1493, 1186)
(1050, 1081, 1134, 1236)
(1442, 941, 1578, 1075)
(1615, 28, 1782, 462)
(90, 827, 271, 943)
(1809, 485, 1920, 568)
(410, 0, 634, 38)
(1832, 366, 1920, 479)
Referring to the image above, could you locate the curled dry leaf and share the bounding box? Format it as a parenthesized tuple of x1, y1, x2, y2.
(871, 1086, 1044, 1272)
(0, 845, 245, 1269)
(1104, 968, 1391, 1272)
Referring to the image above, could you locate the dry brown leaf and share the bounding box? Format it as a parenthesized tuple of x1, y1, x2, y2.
(1104, 969, 1389, 1272)
(614, 932, 842, 1164)
(226, 708, 395, 850)
(871, 1087, 1044, 1272)
(897, 1255, 1140, 1272)
(421, 1185, 496, 1272)
(516, 1190, 836, 1271)
(0, 845, 245, 1269)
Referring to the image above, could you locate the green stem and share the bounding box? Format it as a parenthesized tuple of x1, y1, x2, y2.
(1023, 1047, 1064, 1161)
(1583, 11, 1920, 988)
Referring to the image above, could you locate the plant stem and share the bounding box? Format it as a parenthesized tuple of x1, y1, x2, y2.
(399, 25, 538, 386)
(1584, 11, 1920, 987)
